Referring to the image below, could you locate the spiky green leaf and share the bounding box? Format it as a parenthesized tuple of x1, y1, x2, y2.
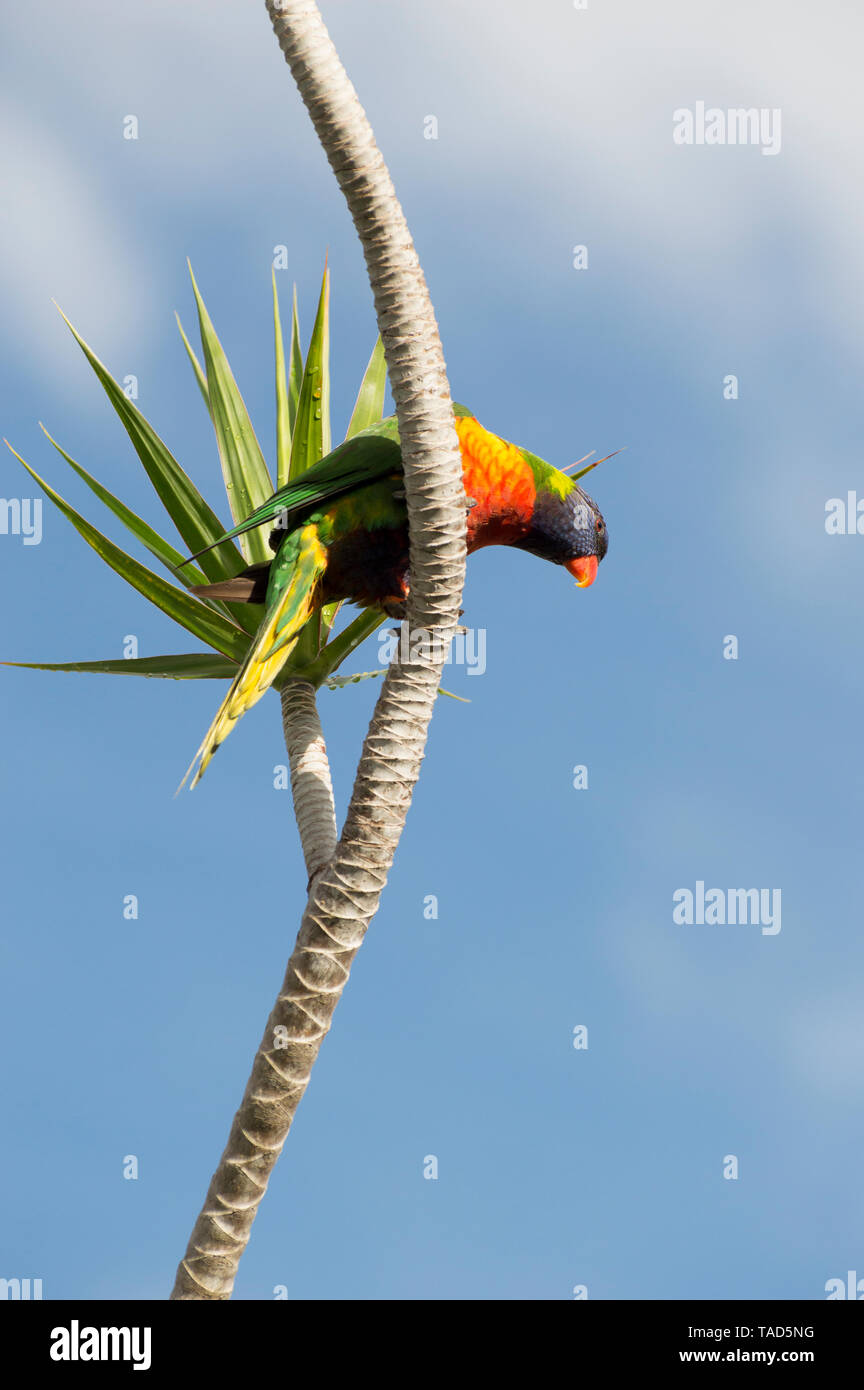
(7, 444, 251, 663)
(285, 266, 333, 666)
(2, 653, 239, 679)
(290, 265, 331, 481)
(175, 312, 210, 408)
(323, 667, 469, 702)
(56, 304, 243, 583)
(324, 667, 387, 688)
(39, 425, 213, 590)
(188, 262, 274, 565)
(346, 337, 386, 440)
(273, 271, 294, 489)
(38, 426, 263, 638)
(289, 286, 302, 434)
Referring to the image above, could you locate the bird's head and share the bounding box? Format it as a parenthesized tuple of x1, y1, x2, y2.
(562, 482, 608, 588)
(515, 472, 609, 588)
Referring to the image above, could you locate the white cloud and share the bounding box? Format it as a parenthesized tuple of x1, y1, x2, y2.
(0, 100, 155, 386)
(3, 0, 862, 466)
(4, 0, 861, 338)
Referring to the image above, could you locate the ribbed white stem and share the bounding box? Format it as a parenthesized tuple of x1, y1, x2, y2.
(170, 0, 465, 1299)
(280, 680, 337, 884)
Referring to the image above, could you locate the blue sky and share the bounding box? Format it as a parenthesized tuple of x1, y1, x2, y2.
(1, 0, 862, 1300)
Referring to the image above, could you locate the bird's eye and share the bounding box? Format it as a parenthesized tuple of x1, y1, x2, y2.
(595, 518, 603, 533)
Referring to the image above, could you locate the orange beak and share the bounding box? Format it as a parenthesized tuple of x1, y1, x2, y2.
(566, 555, 599, 588)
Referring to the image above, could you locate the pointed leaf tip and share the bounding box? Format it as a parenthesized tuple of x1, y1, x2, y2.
(188, 266, 275, 563)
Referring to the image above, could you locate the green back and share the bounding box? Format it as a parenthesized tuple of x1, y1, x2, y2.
(189, 405, 476, 561)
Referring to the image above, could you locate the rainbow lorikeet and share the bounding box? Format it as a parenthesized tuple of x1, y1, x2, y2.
(181, 404, 608, 787)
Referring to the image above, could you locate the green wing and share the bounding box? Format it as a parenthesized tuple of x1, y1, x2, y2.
(178, 418, 402, 566)
(178, 404, 474, 568)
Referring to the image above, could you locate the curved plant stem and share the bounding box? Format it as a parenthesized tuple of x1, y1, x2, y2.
(280, 679, 337, 884)
(169, 0, 465, 1299)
